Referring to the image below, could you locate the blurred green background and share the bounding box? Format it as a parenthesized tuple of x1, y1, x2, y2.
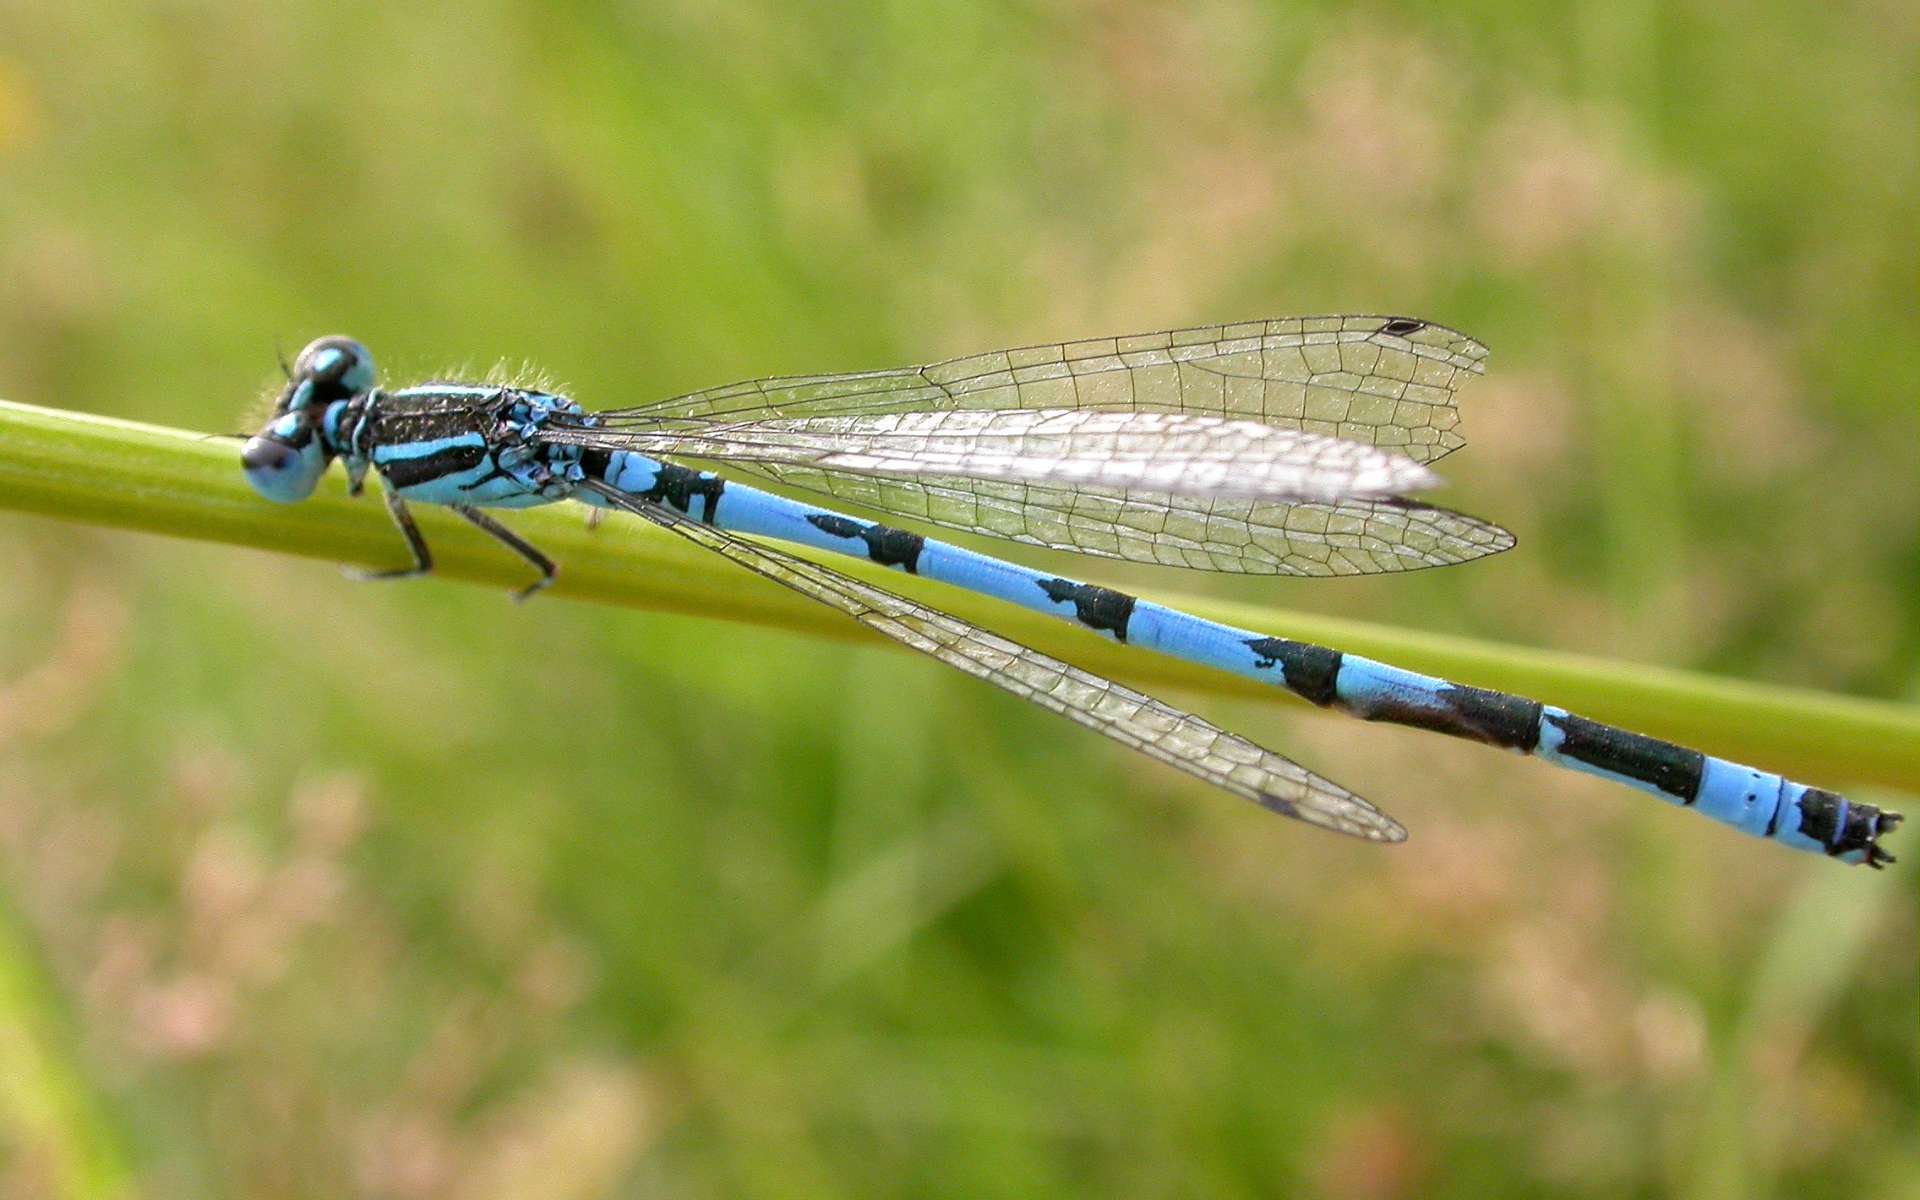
(0, 2, 1914, 1197)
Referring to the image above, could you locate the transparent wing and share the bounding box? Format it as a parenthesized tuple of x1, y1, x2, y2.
(579, 479, 1405, 843)
(722, 463, 1516, 576)
(546, 314, 1503, 575)
(539, 408, 1441, 502)
(590, 315, 1486, 465)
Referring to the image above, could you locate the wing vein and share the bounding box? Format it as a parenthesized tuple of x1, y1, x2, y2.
(578, 479, 1404, 843)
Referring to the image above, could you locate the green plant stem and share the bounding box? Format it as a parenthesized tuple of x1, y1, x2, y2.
(1, 398, 1915, 790)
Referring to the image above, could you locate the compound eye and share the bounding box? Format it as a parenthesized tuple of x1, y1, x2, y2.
(292, 335, 376, 400)
(241, 435, 298, 475)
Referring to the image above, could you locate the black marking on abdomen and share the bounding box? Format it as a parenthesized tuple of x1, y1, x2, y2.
(1036, 579, 1135, 642)
(1797, 789, 1901, 865)
(1366, 685, 1543, 753)
(806, 514, 925, 573)
(646, 463, 725, 522)
(1543, 713, 1704, 801)
(381, 444, 488, 489)
(1244, 638, 1341, 707)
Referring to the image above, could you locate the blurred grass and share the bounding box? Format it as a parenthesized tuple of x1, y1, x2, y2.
(0, 1, 1915, 1198)
(0, 883, 133, 1200)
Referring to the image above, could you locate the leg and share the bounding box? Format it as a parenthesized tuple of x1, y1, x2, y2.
(347, 486, 433, 583)
(454, 505, 557, 602)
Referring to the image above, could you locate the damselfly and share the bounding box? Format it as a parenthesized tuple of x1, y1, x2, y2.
(239, 316, 1899, 866)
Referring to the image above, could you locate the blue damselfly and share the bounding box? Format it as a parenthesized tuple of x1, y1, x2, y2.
(240, 317, 1899, 865)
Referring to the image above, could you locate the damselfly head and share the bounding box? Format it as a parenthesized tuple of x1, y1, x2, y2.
(273, 335, 376, 414)
(245, 335, 369, 503)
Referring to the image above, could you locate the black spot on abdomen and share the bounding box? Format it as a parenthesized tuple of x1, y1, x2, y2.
(1244, 637, 1341, 706)
(1036, 578, 1135, 641)
(1544, 713, 1704, 801)
(646, 463, 725, 522)
(1370, 685, 1542, 752)
(806, 513, 925, 573)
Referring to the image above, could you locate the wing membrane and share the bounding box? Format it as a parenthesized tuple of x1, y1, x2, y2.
(580, 479, 1404, 843)
(724, 463, 1515, 575)
(591, 315, 1486, 465)
(540, 408, 1440, 502)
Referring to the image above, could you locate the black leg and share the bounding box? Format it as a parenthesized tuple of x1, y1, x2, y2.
(454, 505, 557, 602)
(347, 486, 433, 583)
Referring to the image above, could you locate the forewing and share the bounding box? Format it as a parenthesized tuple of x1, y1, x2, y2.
(593, 315, 1486, 465)
(580, 479, 1405, 843)
(540, 407, 1441, 502)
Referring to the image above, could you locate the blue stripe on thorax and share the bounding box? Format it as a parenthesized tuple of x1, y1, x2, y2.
(372, 432, 487, 463)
